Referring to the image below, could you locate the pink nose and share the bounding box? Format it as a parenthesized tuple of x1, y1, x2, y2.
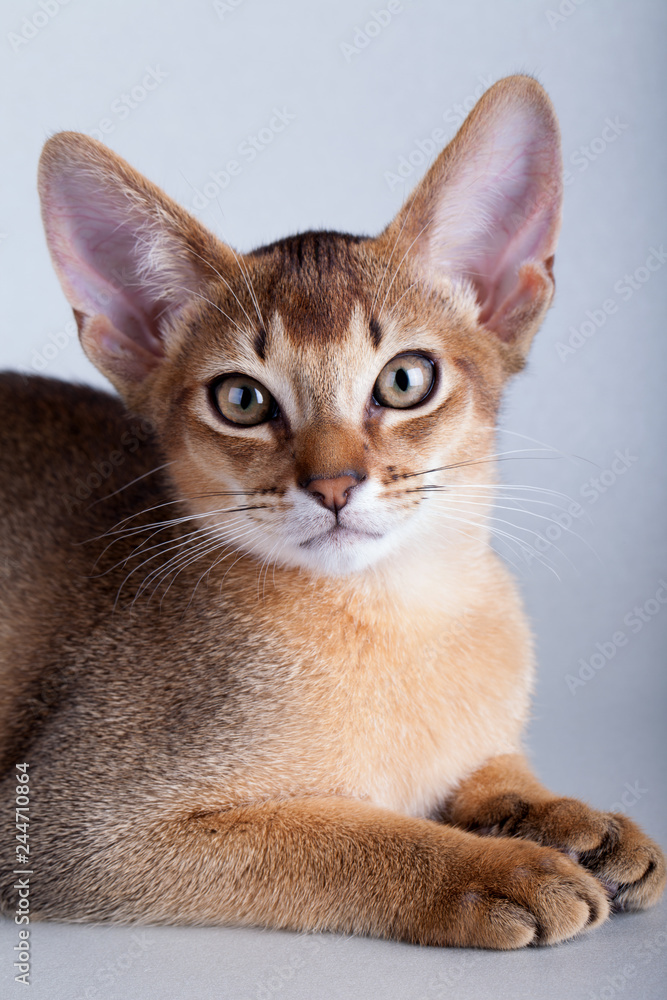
(305, 475, 360, 512)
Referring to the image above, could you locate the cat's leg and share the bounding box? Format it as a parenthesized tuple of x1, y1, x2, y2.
(441, 754, 666, 912)
(26, 796, 608, 947)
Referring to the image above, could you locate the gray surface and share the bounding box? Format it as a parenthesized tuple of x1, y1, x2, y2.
(2, 913, 667, 1000)
(1, 0, 666, 997)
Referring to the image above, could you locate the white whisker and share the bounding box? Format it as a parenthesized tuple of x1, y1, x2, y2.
(118, 528, 221, 608)
(86, 462, 175, 510)
(377, 220, 432, 324)
(170, 283, 249, 338)
(212, 194, 267, 331)
(183, 245, 257, 331)
(490, 426, 601, 470)
(385, 280, 421, 321)
(140, 520, 264, 605)
(426, 507, 565, 579)
(370, 193, 418, 317)
(256, 535, 285, 601)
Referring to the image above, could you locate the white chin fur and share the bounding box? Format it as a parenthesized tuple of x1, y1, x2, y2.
(288, 529, 399, 576)
(212, 480, 429, 578)
(218, 519, 406, 578)
(226, 524, 399, 577)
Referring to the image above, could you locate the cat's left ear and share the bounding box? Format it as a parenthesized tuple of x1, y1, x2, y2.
(38, 132, 231, 396)
(383, 75, 563, 353)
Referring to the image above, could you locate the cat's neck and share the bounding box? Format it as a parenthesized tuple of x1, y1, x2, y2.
(200, 525, 494, 630)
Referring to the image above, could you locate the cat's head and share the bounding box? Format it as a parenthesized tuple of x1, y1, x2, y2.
(38, 75, 562, 578)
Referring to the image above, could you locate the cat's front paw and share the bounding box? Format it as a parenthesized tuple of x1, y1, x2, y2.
(440, 835, 609, 948)
(465, 795, 666, 912)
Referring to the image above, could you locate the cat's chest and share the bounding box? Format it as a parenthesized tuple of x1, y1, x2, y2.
(305, 625, 529, 814)
(218, 587, 533, 817)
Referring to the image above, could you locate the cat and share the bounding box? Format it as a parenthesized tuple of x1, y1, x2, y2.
(0, 74, 664, 949)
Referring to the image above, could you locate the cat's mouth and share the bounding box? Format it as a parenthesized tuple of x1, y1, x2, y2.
(299, 523, 383, 548)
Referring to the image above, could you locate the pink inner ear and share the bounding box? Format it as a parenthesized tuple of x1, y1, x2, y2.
(79, 313, 164, 384)
(42, 173, 178, 361)
(425, 102, 562, 330)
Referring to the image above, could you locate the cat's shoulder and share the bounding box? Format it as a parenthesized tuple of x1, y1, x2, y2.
(0, 372, 154, 463)
(0, 372, 126, 442)
(0, 372, 161, 506)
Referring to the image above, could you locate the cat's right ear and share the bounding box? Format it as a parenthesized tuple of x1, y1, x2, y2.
(38, 133, 231, 395)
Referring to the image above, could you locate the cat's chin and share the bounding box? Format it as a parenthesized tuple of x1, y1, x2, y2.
(300, 524, 382, 549)
(293, 525, 385, 576)
(270, 524, 397, 578)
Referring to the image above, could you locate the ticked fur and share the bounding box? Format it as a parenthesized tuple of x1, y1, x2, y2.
(0, 75, 663, 947)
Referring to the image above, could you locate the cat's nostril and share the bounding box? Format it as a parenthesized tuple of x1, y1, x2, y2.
(305, 475, 361, 512)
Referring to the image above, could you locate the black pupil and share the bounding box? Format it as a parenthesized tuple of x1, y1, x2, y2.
(238, 386, 254, 410)
(395, 368, 409, 392)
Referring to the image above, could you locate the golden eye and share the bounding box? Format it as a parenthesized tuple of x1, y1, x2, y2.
(211, 375, 276, 426)
(373, 353, 435, 409)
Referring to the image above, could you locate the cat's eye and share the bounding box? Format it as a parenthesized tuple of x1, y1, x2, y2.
(211, 374, 277, 426)
(373, 353, 435, 409)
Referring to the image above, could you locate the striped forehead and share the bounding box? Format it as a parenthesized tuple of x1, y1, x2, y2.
(248, 230, 372, 344)
(239, 229, 450, 425)
(266, 303, 380, 422)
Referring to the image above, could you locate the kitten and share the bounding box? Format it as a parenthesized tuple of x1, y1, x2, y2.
(0, 75, 664, 948)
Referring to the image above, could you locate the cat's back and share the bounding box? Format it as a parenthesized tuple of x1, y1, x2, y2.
(0, 373, 165, 766)
(0, 372, 163, 596)
(0, 372, 149, 506)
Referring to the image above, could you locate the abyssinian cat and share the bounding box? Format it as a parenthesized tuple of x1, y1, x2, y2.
(0, 75, 664, 948)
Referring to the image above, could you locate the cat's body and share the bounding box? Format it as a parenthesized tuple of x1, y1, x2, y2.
(0, 373, 531, 816)
(0, 76, 664, 946)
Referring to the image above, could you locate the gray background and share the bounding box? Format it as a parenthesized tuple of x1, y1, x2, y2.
(1, 0, 666, 997)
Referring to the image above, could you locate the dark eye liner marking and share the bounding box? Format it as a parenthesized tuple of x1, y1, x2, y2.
(369, 317, 383, 349)
(254, 327, 267, 360)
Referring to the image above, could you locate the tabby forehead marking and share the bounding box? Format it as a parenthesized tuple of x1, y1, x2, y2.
(263, 304, 382, 424)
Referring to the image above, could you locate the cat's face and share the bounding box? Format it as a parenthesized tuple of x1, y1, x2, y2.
(150, 233, 506, 576)
(38, 76, 562, 578)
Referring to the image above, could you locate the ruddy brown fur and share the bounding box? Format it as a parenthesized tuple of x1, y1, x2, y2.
(0, 75, 663, 948)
